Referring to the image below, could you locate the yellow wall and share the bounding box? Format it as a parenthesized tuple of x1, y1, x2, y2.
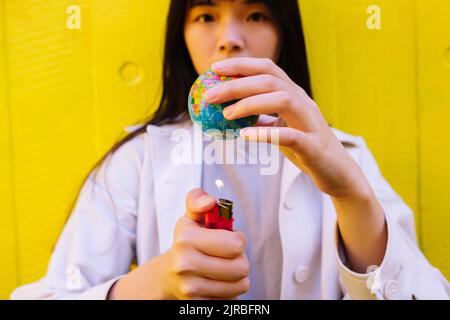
(0, 0, 449, 299)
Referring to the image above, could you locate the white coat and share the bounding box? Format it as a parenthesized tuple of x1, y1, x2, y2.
(10, 120, 450, 300)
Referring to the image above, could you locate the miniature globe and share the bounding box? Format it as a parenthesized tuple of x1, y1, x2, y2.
(188, 68, 258, 140)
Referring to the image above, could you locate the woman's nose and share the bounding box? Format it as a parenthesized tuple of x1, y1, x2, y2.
(216, 20, 245, 54)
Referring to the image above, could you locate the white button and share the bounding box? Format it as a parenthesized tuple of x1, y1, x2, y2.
(366, 265, 379, 273)
(384, 280, 400, 300)
(283, 196, 293, 210)
(66, 265, 82, 290)
(294, 266, 310, 284)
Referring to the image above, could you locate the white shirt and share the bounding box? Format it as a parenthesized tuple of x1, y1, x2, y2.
(202, 135, 284, 299)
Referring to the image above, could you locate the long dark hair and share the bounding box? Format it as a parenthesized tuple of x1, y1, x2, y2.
(64, 0, 311, 224)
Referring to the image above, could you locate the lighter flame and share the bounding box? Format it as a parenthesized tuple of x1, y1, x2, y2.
(215, 179, 224, 190)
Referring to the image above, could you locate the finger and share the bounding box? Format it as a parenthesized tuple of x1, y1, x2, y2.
(180, 275, 250, 300)
(211, 57, 293, 85)
(225, 91, 316, 132)
(255, 114, 287, 127)
(192, 229, 247, 259)
(254, 114, 283, 127)
(204, 74, 290, 105)
(186, 188, 217, 223)
(223, 91, 305, 124)
(180, 251, 249, 282)
(240, 126, 313, 156)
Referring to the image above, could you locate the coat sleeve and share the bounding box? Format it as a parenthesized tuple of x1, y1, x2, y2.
(335, 138, 450, 300)
(10, 134, 145, 300)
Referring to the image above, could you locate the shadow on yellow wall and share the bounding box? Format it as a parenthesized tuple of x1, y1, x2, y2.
(0, 0, 449, 299)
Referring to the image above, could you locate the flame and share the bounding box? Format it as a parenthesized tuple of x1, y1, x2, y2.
(215, 179, 224, 190)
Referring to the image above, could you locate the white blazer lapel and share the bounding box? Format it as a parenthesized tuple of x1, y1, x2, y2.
(277, 155, 302, 299)
(320, 194, 341, 299)
(148, 123, 203, 254)
(279, 155, 302, 208)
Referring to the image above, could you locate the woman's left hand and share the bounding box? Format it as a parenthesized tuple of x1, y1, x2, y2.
(205, 57, 388, 273)
(204, 57, 371, 201)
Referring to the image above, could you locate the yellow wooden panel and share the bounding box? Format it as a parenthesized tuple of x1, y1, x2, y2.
(0, 0, 19, 298)
(300, 0, 339, 124)
(3, 0, 97, 291)
(89, 0, 169, 152)
(0, 0, 170, 298)
(417, 0, 450, 277)
(333, 0, 419, 219)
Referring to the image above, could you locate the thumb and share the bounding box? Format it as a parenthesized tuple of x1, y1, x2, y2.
(185, 188, 217, 223)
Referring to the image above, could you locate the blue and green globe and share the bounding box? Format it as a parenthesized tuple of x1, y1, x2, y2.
(188, 68, 258, 140)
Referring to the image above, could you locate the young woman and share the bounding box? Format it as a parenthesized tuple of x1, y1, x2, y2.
(12, 0, 449, 300)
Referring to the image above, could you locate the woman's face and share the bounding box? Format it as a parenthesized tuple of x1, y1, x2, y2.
(184, 0, 281, 75)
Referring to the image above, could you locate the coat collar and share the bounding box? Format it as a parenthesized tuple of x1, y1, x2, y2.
(147, 121, 203, 253)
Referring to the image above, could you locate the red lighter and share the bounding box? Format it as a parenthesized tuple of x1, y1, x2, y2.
(204, 198, 234, 231)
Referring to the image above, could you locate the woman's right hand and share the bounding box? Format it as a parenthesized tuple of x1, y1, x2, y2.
(108, 188, 250, 300)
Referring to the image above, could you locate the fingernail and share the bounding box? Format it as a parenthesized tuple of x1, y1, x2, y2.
(204, 89, 218, 102)
(197, 194, 215, 206)
(212, 62, 226, 72)
(240, 128, 257, 140)
(223, 105, 235, 119)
